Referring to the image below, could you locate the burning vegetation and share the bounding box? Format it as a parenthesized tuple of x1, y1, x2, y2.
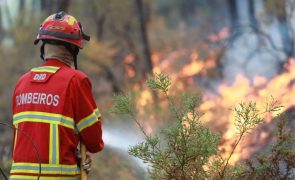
(112, 72, 295, 179)
(123, 49, 295, 165)
(119, 31, 295, 178)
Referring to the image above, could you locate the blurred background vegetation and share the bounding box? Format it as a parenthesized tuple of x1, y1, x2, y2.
(0, 0, 295, 179)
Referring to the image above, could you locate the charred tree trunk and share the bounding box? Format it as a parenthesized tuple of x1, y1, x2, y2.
(263, 0, 293, 58)
(275, 1, 293, 57)
(278, 18, 293, 57)
(134, 0, 158, 105)
(96, 15, 106, 40)
(249, 0, 258, 29)
(109, 22, 137, 53)
(227, 0, 239, 32)
(134, 0, 153, 75)
(88, 58, 121, 93)
(91, 0, 108, 40)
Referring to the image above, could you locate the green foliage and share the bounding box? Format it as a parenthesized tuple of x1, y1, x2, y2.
(234, 98, 282, 136)
(217, 98, 282, 179)
(113, 74, 220, 179)
(111, 94, 136, 116)
(146, 73, 171, 93)
(233, 102, 264, 135)
(236, 114, 295, 179)
(111, 74, 293, 180)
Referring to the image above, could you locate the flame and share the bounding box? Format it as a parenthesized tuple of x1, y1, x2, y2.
(199, 59, 295, 164)
(180, 52, 216, 77)
(125, 49, 295, 165)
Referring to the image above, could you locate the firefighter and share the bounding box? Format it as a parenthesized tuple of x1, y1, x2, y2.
(10, 11, 104, 179)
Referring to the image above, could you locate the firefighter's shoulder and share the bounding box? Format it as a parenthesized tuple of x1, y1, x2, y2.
(64, 68, 92, 88)
(71, 69, 89, 80)
(57, 66, 88, 80)
(16, 71, 31, 84)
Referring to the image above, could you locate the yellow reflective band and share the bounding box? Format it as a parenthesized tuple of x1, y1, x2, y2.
(10, 162, 80, 175)
(67, 16, 76, 26)
(76, 108, 101, 132)
(44, 15, 53, 22)
(13, 124, 18, 155)
(94, 108, 101, 117)
(31, 66, 60, 73)
(13, 111, 74, 129)
(10, 175, 79, 180)
(49, 124, 59, 164)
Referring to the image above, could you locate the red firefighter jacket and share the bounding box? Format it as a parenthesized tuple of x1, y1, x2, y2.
(10, 59, 104, 179)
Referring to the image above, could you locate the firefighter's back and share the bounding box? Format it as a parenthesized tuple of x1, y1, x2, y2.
(11, 60, 86, 180)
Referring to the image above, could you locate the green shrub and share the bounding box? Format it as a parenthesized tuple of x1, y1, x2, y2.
(111, 74, 292, 180)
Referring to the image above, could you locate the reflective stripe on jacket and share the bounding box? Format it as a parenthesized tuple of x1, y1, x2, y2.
(11, 59, 104, 179)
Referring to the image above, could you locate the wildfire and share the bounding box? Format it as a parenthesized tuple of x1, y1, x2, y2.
(198, 58, 295, 164)
(124, 49, 295, 165)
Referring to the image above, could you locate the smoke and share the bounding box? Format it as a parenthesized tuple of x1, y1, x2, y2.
(222, 0, 288, 84)
(223, 33, 283, 83)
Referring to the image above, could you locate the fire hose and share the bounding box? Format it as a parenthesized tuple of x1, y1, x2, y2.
(0, 122, 88, 180)
(0, 165, 8, 180)
(0, 122, 41, 180)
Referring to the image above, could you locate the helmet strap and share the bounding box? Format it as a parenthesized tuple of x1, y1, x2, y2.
(74, 56, 78, 70)
(40, 42, 46, 60)
(64, 44, 79, 69)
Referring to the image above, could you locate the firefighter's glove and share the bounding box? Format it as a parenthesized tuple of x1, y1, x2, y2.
(76, 150, 92, 173)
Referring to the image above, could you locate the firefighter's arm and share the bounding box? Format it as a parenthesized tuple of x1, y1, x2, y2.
(73, 76, 104, 153)
(79, 120, 104, 153)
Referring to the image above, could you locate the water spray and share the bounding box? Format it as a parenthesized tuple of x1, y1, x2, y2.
(102, 124, 148, 168)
